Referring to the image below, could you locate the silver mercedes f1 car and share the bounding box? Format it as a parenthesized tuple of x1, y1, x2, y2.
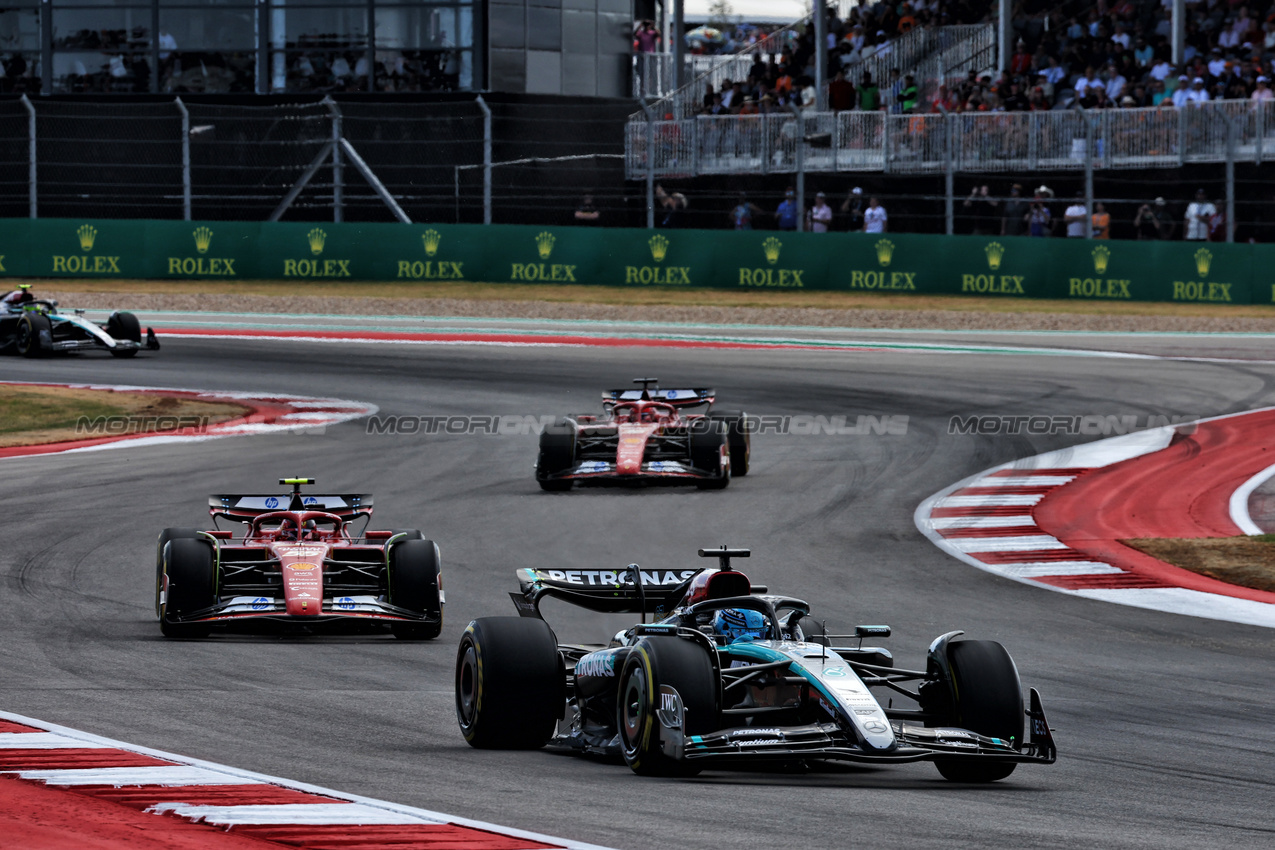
(455, 547, 1056, 781)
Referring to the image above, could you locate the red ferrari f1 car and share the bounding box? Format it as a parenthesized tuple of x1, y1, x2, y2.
(535, 379, 750, 491)
(155, 478, 442, 639)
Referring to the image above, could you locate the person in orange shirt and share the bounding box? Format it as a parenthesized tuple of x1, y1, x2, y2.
(1091, 202, 1111, 239)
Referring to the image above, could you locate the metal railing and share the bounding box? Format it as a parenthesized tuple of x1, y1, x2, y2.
(843, 23, 994, 97)
(626, 101, 1275, 179)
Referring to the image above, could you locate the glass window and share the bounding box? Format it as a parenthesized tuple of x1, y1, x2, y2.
(374, 4, 473, 91)
(163, 50, 255, 92)
(53, 8, 150, 51)
(52, 50, 153, 93)
(278, 8, 369, 48)
(159, 9, 257, 51)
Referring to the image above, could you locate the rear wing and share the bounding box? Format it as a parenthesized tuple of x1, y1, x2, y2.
(511, 567, 705, 618)
(209, 493, 373, 521)
(602, 388, 714, 408)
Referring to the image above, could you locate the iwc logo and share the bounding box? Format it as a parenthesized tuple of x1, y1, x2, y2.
(739, 236, 803, 288)
(167, 225, 237, 277)
(53, 223, 121, 274)
(511, 230, 576, 281)
(398, 228, 464, 280)
(625, 234, 690, 285)
(284, 227, 351, 278)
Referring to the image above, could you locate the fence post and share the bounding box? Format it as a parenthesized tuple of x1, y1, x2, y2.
(882, 114, 892, 175)
(789, 104, 805, 232)
(1083, 109, 1094, 240)
(940, 106, 953, 236)
(175, 97, 191, 221)
(1223, 110, 1236, 243)
(476, 95, 492, 225)
(640, 101, 655, 228)
(325, 97, 343, 223)
(20, 95, 35, 219)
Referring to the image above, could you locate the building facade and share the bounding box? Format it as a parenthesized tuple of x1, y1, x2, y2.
(0, 1, 631, 96)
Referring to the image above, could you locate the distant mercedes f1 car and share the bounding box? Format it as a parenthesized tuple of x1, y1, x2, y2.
(1, 284, 158, 357)
(156, 478, 442, 639)
(535, 379, 749, 491)
(455, 547, 1056, 781)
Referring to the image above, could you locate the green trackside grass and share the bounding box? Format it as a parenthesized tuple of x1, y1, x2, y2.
(0, 384, 250, 448)
(22, 277, 1275, 320)
(1123, 536, 1275, 594)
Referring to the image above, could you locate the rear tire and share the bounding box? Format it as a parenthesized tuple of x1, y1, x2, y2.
(690, 420, 730, 490)
(934, 640, 1024, 783)
(15, 314, 49, 358)
(618, 636, 719, 777)
(160, 537, 216, 639)
(709, 410, 751, 476)
(107, 311, 141, 357)
(155, 528, 201, 618)
(455, 617, 561, 748)
(536, 418, 577, 491)
(389, 539, 443, 640)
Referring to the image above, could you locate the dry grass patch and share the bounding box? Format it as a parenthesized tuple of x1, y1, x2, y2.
(0, 384, 250, 448)
(1123, 536, 1275, 593)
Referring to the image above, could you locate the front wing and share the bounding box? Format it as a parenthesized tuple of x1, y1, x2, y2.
(168, 595, 440, 626)
(543, 459, 721, 482)
(659, 687, 1057, 767)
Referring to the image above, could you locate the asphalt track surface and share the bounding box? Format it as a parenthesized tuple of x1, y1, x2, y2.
(3, 326, 1275, 850)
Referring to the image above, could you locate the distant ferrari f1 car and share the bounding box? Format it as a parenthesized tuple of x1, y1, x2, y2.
(156, 478, 442, 639)
(1, 284, 158, 357)
(535, 378, 749, 491)
(455, 547, 1056, 781)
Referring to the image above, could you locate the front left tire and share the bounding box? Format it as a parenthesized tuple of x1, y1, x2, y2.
(617, 636, 719, 777)
(106, 311, 141, 357)
(933, 639, 1024, 783)
(160, 537, 216, 639)
(388, 538, 443, 640)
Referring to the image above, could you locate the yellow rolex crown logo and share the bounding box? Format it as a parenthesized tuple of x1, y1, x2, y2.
(875, 239, 894, 267)
(985, 241, 1005, 271)
(763, 237, 782, 265)
(1091, 245, 1111, 274)
(648, 234, 669, 262)
(536, 231, 556, 260)
(193, 226, 213, 254)
(77, 224, 97, 252)
(422, 229, 441, 257)
(307, 228, 326, 256)
(1194, 247, 1213, 276)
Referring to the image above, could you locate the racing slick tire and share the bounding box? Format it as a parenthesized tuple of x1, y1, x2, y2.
(388, 539, 443, 640)
(536, 419, 576, 491)
(160, 537, 216, 639)
(106, 311, 141, 358)
(15, 313, 50, 358)
(155, 527, 201, 618)
(390, 529, 425, 541)
(618, 636, 719, 777)
(709, 409, 751, 476)
(690, 420, 730, 490)
(934, 640, 1024, 783)
(456, 617, 561, 749)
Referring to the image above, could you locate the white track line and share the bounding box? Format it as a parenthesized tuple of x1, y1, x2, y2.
(1228, 462, 1275, 535)
(916, 408, 1275, 628)
(0, 709, 616, 850)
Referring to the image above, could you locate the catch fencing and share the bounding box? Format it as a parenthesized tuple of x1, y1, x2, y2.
(0, 96, 632, 226)
(627, 101, 1275, 179)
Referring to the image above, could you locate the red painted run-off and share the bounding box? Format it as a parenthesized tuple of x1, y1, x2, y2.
(157, 327, 878, 353)
(1032, 413, 1275, 604)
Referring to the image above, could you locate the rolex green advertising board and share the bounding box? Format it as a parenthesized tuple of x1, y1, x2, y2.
(0, 217, 1265, 305)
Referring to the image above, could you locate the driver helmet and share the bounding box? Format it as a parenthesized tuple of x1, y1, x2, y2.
(712, 608, 766, 643)
(2, 288, 32, 308)
(277, 519, 298, 541)
(302, 519, 319, 540)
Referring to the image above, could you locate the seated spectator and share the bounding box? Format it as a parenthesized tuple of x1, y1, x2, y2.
(828, 69, 856, 111)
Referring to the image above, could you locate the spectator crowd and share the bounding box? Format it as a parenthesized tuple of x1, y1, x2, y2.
(680, 0, 1275, 118)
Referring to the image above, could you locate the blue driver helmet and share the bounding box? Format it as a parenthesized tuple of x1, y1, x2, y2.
(712, 608, 766, 643)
